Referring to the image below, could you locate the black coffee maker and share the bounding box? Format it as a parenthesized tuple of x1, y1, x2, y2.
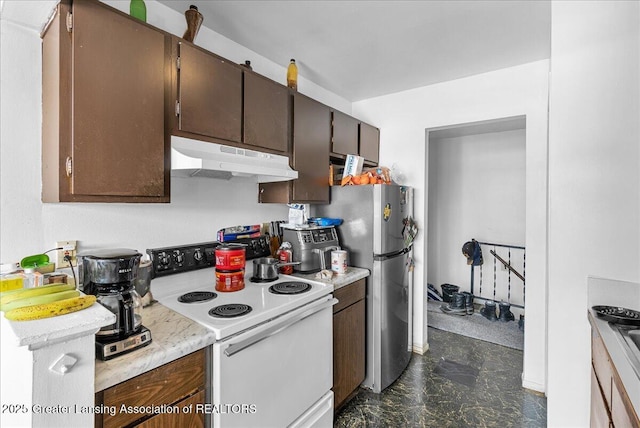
(80, 249, 152, 360)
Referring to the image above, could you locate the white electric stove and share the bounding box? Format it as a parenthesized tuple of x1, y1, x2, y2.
(152, 267, 333, 340)
(147, 237, 335, 428)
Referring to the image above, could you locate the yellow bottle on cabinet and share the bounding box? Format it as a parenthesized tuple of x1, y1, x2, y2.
(287, 59, 298, 90)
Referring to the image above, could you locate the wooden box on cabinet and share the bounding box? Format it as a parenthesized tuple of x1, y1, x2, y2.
(259, 93, 331, 203)
(42, 0, 170, 203)
(95, 349, 206, 428)
(333, 279, 366, 412)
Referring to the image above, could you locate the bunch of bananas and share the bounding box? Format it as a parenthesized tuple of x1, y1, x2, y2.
(0, 283, 96, 321)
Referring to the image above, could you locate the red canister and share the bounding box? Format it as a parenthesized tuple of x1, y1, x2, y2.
(215, 269, 245, 292)
(215, 244, 246, 271)
(277, 248, 293, 274)
(276, 242, 294, 274)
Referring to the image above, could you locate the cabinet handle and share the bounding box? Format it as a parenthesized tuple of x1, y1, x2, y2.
(65, 12, 73, 33)
(65, 157, 73, 177)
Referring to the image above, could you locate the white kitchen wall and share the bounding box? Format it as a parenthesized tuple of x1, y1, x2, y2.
(547, 2, 640, 427)
(352, 60, 550, 391)
(0, 0, 350, 264)
(427, 129, 526, 310)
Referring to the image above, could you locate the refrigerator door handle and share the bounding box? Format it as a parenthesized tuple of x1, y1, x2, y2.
(373, 245, 411, 261)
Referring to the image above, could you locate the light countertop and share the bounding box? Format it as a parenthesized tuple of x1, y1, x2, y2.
(2, 299, 115, 348)
(289, 266, 370, 291)
(94, 267, 369, 392)
(94, 300, 216, 392)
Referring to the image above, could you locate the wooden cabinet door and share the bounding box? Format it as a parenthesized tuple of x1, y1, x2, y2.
(592, 328, 613, 406)
(291, 94, 331, 202)
(134, 390, 205, 428)
(244, 72, 289, 153)
(590, 368, 611, 427)
(611, 374, 640, 428)
(333, 299, 366, 411)
(331, 110, 358, 156)
(333, 279, 366, 411)
(71, 0, 166, 198)
(359, 122, 380, 165)
(177, 42, 242, 143)
(101, 350, 205, 428)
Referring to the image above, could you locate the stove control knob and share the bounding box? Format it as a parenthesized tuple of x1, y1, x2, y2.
(204, 247, 216, 262)
(193, 249, 203, 263)
(173, 250, 185, 265)
(158, 252, 171, 267)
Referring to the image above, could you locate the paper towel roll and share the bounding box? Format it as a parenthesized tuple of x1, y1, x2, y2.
(331, 250, 347, 275)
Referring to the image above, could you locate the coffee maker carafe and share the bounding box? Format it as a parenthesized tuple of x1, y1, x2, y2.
(80, 249, 152, 360)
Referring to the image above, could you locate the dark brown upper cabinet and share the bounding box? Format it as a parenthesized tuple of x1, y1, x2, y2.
(359, 122, 380, 166)
(42, 0, 169, 202)
(331, 110, 359, 156)
(330, 110, 380, 167)
(243, 72, 289, 153)
(292, 94, 331, 202)
(174, 41, 242, 144)
(259, 93, 331, 204)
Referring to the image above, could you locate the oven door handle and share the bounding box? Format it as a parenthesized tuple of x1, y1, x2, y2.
(224, 296, 337, 357)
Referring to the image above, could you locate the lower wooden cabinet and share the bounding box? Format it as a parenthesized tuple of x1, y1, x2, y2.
(333, 279, 366, 412)
(591, 368, 611, 428)
(590, 316, 640, 428)
(135, 390, 205, 428)
(96, 349, 206, 428)
(612, 373, 639, 428)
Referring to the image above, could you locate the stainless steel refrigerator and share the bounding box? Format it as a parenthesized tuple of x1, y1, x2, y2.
(313, 184, 413, 393)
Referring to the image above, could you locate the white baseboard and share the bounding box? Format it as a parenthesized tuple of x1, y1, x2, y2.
(522, 377, 546, 395)
(412, 341, 429, 355)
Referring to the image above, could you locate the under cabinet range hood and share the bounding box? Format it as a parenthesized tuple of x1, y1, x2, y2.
(171, 136, 298, 182)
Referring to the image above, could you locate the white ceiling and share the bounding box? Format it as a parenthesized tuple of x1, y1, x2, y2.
(157, 0, 551, 102)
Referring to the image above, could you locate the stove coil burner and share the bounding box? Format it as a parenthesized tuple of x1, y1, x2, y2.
(178, 291, 217, 303)
(269, 281, 312, 295)
(209, 304, 253, 318)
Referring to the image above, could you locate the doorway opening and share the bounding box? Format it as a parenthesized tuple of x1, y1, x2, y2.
(426, 116, 526, 350)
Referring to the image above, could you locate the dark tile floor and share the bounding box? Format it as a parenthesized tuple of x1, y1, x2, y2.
(334, 327, 547, 427)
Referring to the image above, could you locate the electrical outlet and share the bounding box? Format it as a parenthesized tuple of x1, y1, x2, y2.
(56, 240, 77, 268)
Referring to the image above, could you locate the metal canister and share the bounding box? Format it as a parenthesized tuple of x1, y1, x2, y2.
(277, 243, 293, 275)
(215, 269, 245, 292)
(214, 244, 246, 271)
